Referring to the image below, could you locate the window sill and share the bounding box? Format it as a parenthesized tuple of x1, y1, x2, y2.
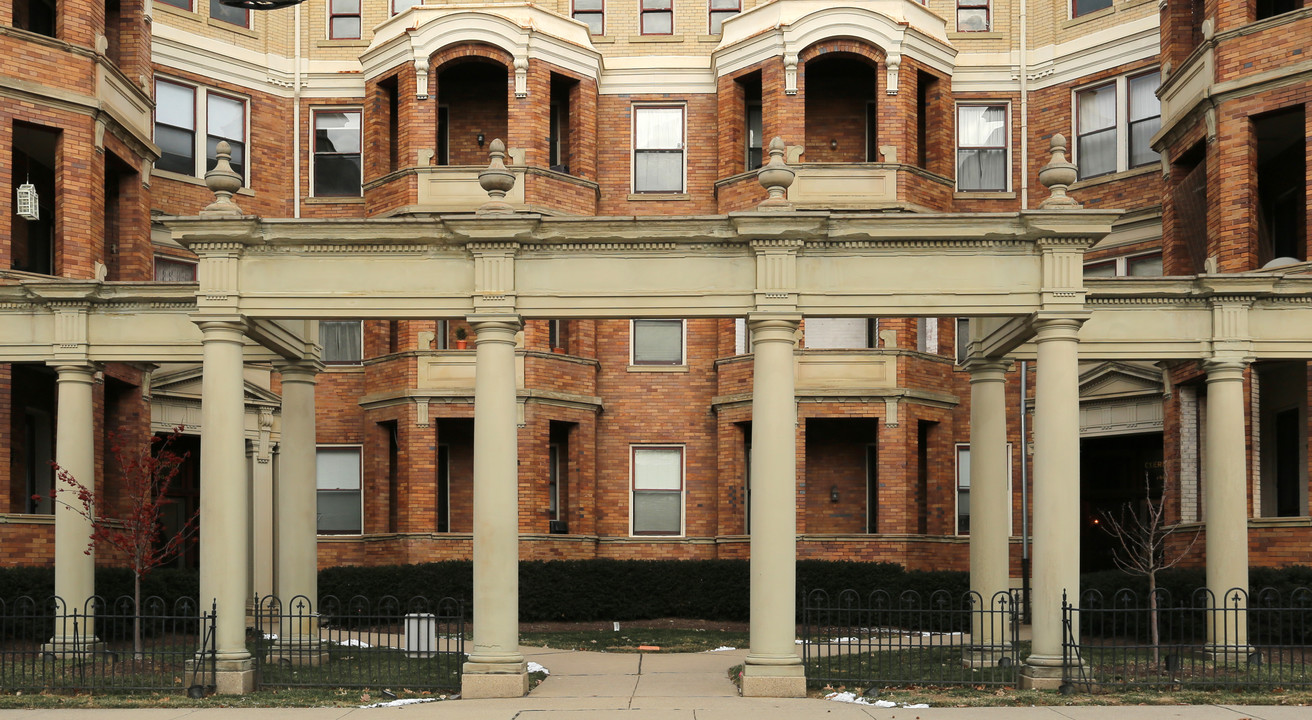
(207, 17, 259, 38)
(697, 34, 721, 43)
(1062, 5, 1115, 29)
(316, 38, 369, 48)
(627, 193, 691, 201)
(1070, 162, 1160, 191)
(152, 3, 203, 24)
(954, 191, 1016, 199)
(590, 35, 615, 44)
(303, 196, 365, 204)
(947, 31, 1006, 40)
(628, 34, 685, 43)
(628, 365, 689, 373)
(323, 364, 365, 372)
(152, 168, 255, 195)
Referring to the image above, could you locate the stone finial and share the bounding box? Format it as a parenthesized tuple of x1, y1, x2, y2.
(1038, 134, 1082, 209)
(202, 140, 243, 216)
(756, 137, 795, 211)
(477, 138, 516, 215)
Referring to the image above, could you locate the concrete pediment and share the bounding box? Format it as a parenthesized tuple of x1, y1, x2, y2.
(152, 367, 281, 406)
(1079, 361, 1163, 401)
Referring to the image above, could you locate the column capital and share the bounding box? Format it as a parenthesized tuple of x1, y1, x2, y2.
(1203, 358, 1249, 381)
(47, 363, 98, 381)
(748, 313, 801, 340)
(963, 357, 1013, 381)
(467, 314, 523, 335)
(1030, 313, 1088, 342)
(273, 360, 325, 383)
(193, 317, 248, 334)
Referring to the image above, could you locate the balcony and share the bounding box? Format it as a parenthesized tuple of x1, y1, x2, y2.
(715, 163, 953, 213)
(369, 165, 600, 216)
(795, 349, 897, 394)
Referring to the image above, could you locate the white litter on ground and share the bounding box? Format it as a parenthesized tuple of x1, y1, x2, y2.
(262, 633, 278, 640)
(707, 646, 736, 652)
(527, 661, 549, 675)
(359, 697, 438, 709)
(823, 691, 929, 709)
(337, 639, 371, 648)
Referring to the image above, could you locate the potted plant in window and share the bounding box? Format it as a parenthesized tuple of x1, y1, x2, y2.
(454, 326, 469, 350)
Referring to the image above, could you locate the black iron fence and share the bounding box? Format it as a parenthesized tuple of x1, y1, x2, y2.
(253, 594, 465, 692)
(1063, 587, 1312, 691)
(0, 595, 216, 694)
(802, 588, 1022, 688)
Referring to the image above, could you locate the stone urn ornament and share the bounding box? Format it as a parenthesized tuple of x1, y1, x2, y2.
(477, 138, 516, 215)
(1038, 134, 1082, 209)
(756, 136, 795, 211)
(202, 140, 244, 216)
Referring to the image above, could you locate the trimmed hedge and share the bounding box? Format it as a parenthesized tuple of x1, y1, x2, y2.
(0, 566, 200, 609)
(318, 559, 971, 622)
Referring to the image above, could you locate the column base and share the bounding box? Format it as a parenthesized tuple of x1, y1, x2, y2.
(41, 638, 106, 660)
(962, 643, 1015, 668)
(1020, 655, 1077, 690)
(267, 638, 328, 666)
(188, 657, 254, 695)
(741, 661, 806, 697)
(1202, 644, 1256, 666)
(461, 661, 528, 698)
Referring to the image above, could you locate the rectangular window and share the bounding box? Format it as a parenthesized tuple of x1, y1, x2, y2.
(15, 0, 57, 36)
(548, 319, 567, 351)
(329, 0, 361, 39)
(1077, 83, 1116, 180)
(157, 0, 190, 8)
(957, 0, 989, 31)
(1082, 259, 1117, 277)
(393, 0, 421, 14)
(633, 106, 684, 193)
(709, 0, 739, 34)
(155, 80, 196, 176)
(209, 0, 248, 27)
(1084, 252, 1164, 277)
(804, 318, 878, 349)
(548, 443, 562, 521)
(957, 104, 1008, 191)
(917, 317, 939, 354)
(632, 319, 684, 365)
(745, 101, 763, 171)
(1073, 0, 1112, 16)
(573, 0, 604, 34)
(206, 93, 246, 180)
(313, 109, 362, 197)
(640, 0, 673, 34)
(955, 317, 970, 365)
(321, 320, 363, 364)
(956, 445, 971, 535)
(316, 446, 362, 534)
(154, 257, 197, 281)
(632, 446, 684, 535)
(1127, 72, 1162, 168)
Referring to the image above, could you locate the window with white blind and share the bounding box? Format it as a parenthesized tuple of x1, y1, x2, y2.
(328, 0, 361, 39)
(155, 79, 248, 184)
(709, 0, 739, 34)
(317, 446, 362, 534)
(1076, 71, 1161, 180)
(572, 0, 604, 34)
(955, 318, 970, 365)
(632, 319, 684, 365)
(154, 257, 196, 282)
(917, 317, 939, 354)
(392, 0, 420, 14)
(633, 106, 684, 193)
(1083, 252, 1163, 278)
(734, 318, 748, 355)
(640, 0, 673, 34)
(320, 320, 363, 364)
(631, 446, 684, 535)
(804, 318, 878, 349)
(957, 104, 1008, 191)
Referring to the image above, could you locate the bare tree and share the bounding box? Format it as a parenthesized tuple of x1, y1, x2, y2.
(1101, 471, 1200, 662)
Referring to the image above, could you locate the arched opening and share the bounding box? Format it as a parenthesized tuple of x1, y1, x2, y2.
(803, 53, 879, 163)
(435, 59, 508, 166)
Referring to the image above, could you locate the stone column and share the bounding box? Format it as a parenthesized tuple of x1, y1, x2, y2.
(743, 314, 805, 697)
(966, 357, 1012, 664)
(462, 316, 528, 698)
(274, 361, 324, 661)
(47, 364, 100, 653)
(1021, 317, 1083, 689)
(1204, 359, 1250, 653)
(197, 320, 254, 694)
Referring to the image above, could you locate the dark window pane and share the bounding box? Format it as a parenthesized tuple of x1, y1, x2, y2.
(156, 126, 196, 175)
(314, 155, 362, 196)
(1130, 117, 1161, 167)
(157, 0, 190, 8)
(209, 0, 248, 26)
(1073, 0, 1111, 16)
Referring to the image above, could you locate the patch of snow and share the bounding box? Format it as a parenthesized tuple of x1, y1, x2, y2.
(527, 661, 549, 675)
(829, 637, 860, 643)
(359, 697, 438, 709)
(707, 646, 736, 652)
(337, 639, 371, 648)
(823, 692, 927, 709)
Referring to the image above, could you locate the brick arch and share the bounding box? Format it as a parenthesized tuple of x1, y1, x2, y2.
(429, 42, 515, 74)
(797, 38, 886, 69)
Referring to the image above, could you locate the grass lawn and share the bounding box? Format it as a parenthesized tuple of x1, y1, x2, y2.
(520, 626, 750, 652)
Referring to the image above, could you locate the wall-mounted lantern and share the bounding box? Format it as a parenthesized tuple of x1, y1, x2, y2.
(16, 179, 38, 221)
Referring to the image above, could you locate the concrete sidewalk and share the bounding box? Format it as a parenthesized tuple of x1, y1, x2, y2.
(0, 646, 1307, 719)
